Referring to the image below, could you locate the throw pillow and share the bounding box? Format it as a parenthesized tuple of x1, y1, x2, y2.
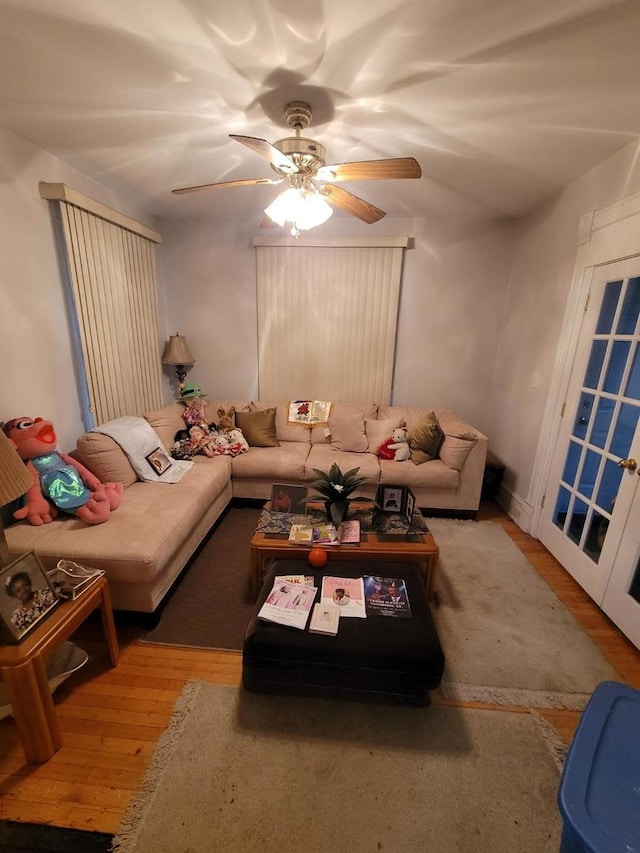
(330, 413, 367, 452)
(439, 433, 477, 471)
(409, 411, 444, 465)
(73, 432, 137, 487)
(235, 408, 280, 447)
(364, 417, 402, 452)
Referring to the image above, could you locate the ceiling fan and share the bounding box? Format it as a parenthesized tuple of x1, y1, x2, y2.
(171, 101, 422, 233)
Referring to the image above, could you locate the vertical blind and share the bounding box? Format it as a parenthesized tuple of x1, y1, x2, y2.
(254, 236, 408, 402)
(40, 183, 163, 427)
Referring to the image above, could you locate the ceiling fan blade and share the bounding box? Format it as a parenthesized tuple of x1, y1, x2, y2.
(230, 134, 298, 174)
(172, 177, 282, 195)
(323, 185, 386, 224)
(317, 157, 421, 183)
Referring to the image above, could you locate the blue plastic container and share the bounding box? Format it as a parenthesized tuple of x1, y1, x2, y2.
(557, 680, 640, 852)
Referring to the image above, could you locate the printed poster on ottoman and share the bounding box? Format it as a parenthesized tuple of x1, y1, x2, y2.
(363, 576, 412, 618)
(320, 576, 366, 618)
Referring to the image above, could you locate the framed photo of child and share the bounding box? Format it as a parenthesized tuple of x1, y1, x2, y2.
(270, 484, 308, 514)
(0, 552, 60, 643)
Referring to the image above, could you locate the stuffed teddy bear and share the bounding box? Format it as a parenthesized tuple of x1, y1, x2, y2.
(387, 426, 411, 461)
(211, 433, 231, 455)
(216, 406, 236, 433)
(226, 427, 249, 456)
(2, 416, 123, 526)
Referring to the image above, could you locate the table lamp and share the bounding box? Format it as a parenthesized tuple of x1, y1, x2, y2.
(0, 429, 32, 568)
(161, 333, 195, 391)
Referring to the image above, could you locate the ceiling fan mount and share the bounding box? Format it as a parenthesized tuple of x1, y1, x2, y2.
(171, 101, 422, 227)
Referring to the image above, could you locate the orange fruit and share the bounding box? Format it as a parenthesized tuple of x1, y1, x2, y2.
(308, 547, 328, 568)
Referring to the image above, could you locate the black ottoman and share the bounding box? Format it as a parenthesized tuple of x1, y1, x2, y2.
(242, 560, 445, 705)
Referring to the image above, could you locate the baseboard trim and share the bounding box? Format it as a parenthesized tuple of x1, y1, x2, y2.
(496, 485, 534, 533)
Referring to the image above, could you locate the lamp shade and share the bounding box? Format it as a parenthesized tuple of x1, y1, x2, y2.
(0, 430, 32, 508)
(162, 334, 195, 366)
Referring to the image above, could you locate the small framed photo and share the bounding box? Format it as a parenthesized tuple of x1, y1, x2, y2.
(270, 484, 308, 514)
(376, 485, 415, 522)
(0, 552, 60, 643)
(145, 446, 172, 476)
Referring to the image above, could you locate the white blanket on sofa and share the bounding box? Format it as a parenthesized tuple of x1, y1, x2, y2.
(93, 416, 193, 484)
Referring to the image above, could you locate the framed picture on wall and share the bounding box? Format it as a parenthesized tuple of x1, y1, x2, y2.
(0, 552, 60, 644)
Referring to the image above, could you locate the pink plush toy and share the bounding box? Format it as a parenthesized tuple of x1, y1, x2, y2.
(2, 416, 123, 526)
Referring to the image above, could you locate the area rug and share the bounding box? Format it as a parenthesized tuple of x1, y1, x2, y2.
(112, 681, 564, 853)
(427, 517, 618, 709)
(142, 509, 618, 709)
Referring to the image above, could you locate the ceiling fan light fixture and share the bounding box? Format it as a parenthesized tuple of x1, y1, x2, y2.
(264, 187, 333, 236)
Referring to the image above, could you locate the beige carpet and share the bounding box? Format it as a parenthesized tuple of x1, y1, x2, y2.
(427, 518, 618, 709)
(112, 681, 564, 853)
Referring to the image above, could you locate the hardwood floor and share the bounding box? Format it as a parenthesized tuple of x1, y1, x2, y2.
(0, 500, 639, 834)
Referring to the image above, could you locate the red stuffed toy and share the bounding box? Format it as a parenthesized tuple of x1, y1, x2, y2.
(2, 417, 123, 526)
(377, 437, 397, 460)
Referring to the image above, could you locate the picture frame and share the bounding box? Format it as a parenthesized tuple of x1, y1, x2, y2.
(376, 484, 416, 523)
(0, 551, 60, 644)
(270, 483, 308, 514)
(145, 446, 172, 476)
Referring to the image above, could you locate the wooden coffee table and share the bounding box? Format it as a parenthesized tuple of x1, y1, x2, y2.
(250, 504, 439, 601)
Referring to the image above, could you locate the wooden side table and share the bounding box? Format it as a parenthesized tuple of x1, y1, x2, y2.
(0, 575, 118, 764)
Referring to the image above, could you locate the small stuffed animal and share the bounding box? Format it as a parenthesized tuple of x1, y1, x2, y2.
(388, 426, 411, 461)
(211, 433, 231, 455)
(216, 406, 236, 433)
(226, 427, 249, 456)
(2, 416, 123, 525)
(182, 397, 210, 429)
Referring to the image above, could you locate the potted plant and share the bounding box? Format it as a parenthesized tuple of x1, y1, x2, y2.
(308, 463, 372, 528)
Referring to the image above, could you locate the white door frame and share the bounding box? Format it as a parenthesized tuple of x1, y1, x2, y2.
(531, 189, 640, 538)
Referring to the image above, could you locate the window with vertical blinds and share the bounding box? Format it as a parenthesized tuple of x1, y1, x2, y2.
(40, 183, 163, 428)
(253, 236, 408, 403)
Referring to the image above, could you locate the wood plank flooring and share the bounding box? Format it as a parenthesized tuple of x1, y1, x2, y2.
(0, 501, 638, 834)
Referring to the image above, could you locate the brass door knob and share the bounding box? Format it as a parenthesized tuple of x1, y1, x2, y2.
(618, 457, 638, 471)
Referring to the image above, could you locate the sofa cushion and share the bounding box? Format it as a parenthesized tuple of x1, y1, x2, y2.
(379, 458, 458, 490)
(235, 408, 280, 447)
(305, 444, 380, 499)
(73, 432, 138, 488)
(311, 402, 378, 445)
(252, 401, 311, 444)
(409, 411, 445, 465)
(230, 441, 309, 480)
(331, 412, 368, 452)
(365, 417, 402, 452)
(439, 434, 477, 471)
(143, 401, 186, 449)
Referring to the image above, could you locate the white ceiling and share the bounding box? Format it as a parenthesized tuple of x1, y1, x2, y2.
(1, 0, 640, 225)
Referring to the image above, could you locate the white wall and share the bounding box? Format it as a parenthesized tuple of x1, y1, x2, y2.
(0, 125, 157, 450)
(487, 138, 640, 529)
(159, 214, 517, 430)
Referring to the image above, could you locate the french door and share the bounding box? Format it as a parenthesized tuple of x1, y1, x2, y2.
(538, 258, 640, 648)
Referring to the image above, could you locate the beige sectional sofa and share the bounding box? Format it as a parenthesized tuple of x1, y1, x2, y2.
(5, 399, 487, 614)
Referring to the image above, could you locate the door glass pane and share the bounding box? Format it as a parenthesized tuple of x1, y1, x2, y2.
(567, 496, 589, 546)
(603, 341, 631, 394)
(572, 392, 594, 440)
(596, 279, 623, 334)
(591, 398, 615, 448)
(625, 345, 640, 400)
(629, 554, 640, 604)
(610, 402, 640, 457)
(553, 486, 571, 530)
(586, 510, 607, 564)
(562, 441, 582, 486)
(577, 449, 601, 499)
(616, 276, 640, 334)
(595, 459, 623, 513)
(584, 340, 607, 389)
